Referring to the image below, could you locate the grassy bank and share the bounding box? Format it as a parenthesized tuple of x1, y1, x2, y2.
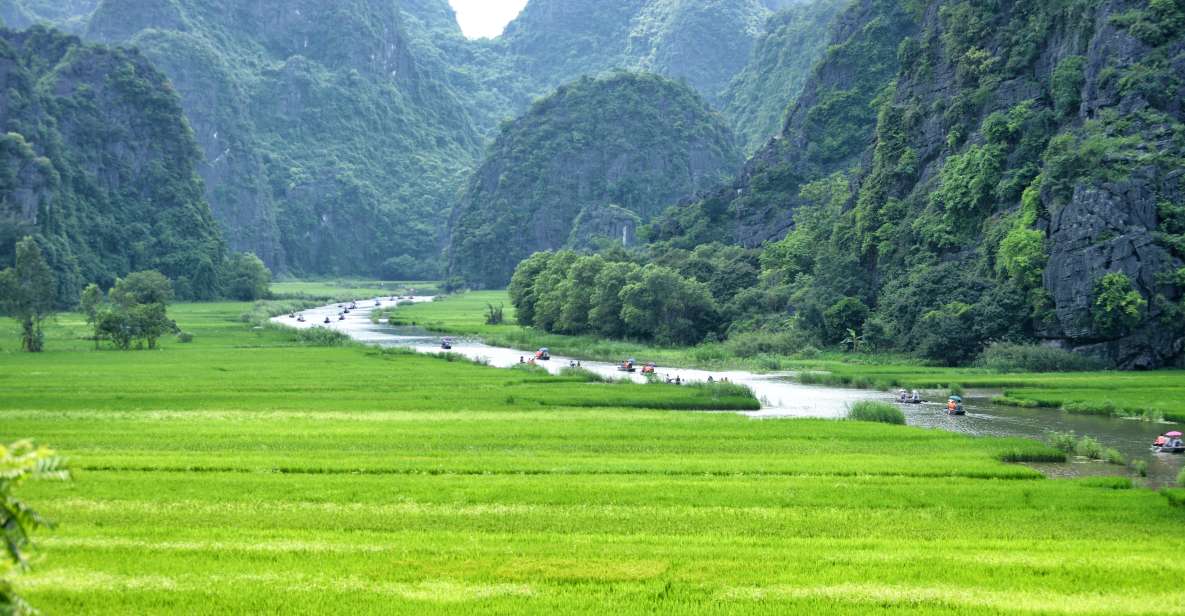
(270, 279, 440, 302)
(388, 292, 1185, 422)
(5, 302, 1185, 613)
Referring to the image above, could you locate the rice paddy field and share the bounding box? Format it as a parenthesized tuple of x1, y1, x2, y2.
(392, 292, 1185, 422)
(3, 302, 1185, 614)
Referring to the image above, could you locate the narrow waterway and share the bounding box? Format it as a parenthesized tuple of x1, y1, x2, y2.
(273, 297, 1184, 485)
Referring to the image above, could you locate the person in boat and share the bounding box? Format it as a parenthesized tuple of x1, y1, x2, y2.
(323, 317, 331, 324)
(675, 376, 682, 385)
(910, 390, 922, 403)
(707, 376, 715, 383)
(898, 389, 909, 403)
(1154, 435, 1169, 448)
(947, 398, 958, 413)
(519, 356, 525, 364)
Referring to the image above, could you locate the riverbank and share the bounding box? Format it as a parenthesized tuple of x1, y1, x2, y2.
(4, 301, 1185, 612)
(386, 291, 1185, 422)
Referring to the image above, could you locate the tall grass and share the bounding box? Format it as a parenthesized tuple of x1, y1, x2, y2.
(1179, 467, 1185, 488)
(846, 401, 906, 425)
(976, 342, 1106, 373)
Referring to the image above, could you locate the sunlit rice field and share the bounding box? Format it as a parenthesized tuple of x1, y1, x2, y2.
(2, 303, 1184, 614)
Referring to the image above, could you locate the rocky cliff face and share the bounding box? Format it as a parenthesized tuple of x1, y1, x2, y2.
(448, 73, 741, 288)
(656, 0, 1185, 367)
(0, 26, 224, 301)
(83, 0, 481, 275)
(721, 0, 848, 153)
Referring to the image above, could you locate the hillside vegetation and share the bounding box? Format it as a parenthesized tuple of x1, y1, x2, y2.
(448, 73, 742, 288)
(652, 0, 1185, 368)
(0, 27, 224, 302)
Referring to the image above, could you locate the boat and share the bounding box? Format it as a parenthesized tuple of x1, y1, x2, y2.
(536, 348, 551, 361)
(945, 395, 966, 416)
(641, 363, 657, 375)
(441, 338, 454, 350)
(323, 317, 331, 324)
(338, 314, 345, 321)
(618, 358, 638, 373)
(297, 316, 306, 323)
(1152, 431, 1184, 454)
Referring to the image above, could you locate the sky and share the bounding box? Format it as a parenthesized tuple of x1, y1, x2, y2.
(448, 0, 529, 39)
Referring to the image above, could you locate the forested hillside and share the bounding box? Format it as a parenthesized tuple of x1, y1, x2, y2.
(80, 0, 483, 277)
(0, 26, 225, 303)
(448, 73, 741, 288)
(651, 0, 1185, 368)
(721, 0, 849, 152)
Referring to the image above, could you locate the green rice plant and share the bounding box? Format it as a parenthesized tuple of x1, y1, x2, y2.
(1074, 436, 1104, 460)
(975, 342, 1106, 373)
(996, 446, 1067, 463)
(1103, 448, 1126, 466)
(949, 383, 965, 397)
(1179, 467, 1185, 487)
(559, 367, 608, 382)
(846, 401, 906, 425)
(1131, 460, 1148, 477)
(1078, 476, 1133, 490)
(292, 327, 351, 347)
(1047, 431, 1078, 453)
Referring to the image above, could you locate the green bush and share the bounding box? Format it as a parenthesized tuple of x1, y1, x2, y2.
(1179, 467, 1185, 488)
(1074, 436, 1103, 460)
(176, 332, 194, 344)
(1132, 460, 1148, 478)
(1048, 431, 1078, 453)
(975, 342, 1106, 372)
(996, 446, 1067, 463)
(846, 401, 906, 425)
(294, 327, 350, 347)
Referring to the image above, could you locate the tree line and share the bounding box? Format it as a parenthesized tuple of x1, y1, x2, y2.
(0, 237, 272, 352)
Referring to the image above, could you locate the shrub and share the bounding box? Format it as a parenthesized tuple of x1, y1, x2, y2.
(997, 446, 1067, 463)
(1132, 460, 1148, 478)
(176, 332, 194, 343)
(1048, 431, 1078, 453)
(975, 342, 1106, 372)
(1179, 467, 1185, 488)
(1074, 436, 1103, 460)
(1103, 448, 1126, 466)
(1092, 272, 1147, 337)
(294, 327, 350, 347)
(949, 384, 965, 397)
(846, 401, 906, 425)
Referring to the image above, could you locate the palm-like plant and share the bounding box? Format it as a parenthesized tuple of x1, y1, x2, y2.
(841, 328, 866, 353)
(1, 441, 70, 615)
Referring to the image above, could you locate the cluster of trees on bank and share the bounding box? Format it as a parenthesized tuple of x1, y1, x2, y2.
(507, 233, 1176, 368)
(0, 236, 273, 352)
(508, 244, 773, 346)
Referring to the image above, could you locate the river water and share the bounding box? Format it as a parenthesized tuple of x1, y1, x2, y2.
(274, 297, 1185, 486)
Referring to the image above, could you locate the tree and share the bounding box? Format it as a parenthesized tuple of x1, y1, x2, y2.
(588, 261, 640, 339)
(823, 297, 870, 343)
(110, 271, 174, 309)
(224, 253, 272, 301)
(79, 284, 104, 349)
(131, 303, 179, 350)
(508, 252, 554, 326)
(1092, 272, 1147, 337)
(1, 441, 71, 615)
(0, 238, 56, 352)
(620, 265, 718, 345)
(96, 309, 134, 351)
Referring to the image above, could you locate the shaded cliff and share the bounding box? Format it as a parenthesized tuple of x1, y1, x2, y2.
(0, 26, 224, 301)
(448, 73, 741, 288)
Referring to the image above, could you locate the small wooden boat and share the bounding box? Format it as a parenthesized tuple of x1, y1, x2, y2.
(536, 348, 551, 361)
(441, 338, 454, 350)
(1152, 445, 1185, 454)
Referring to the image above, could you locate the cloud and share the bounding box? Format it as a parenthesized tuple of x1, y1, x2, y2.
(449, 0, 529, 39)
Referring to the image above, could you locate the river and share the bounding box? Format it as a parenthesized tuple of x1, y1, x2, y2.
(273, 297, 1185, 486)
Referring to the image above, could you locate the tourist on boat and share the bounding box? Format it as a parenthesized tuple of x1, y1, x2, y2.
(675, 376, 682, 385)
(898, 389, 909, 403)
(519, 356, 525, 364)
(708, 376, 715, 383)
(910, 390, 922, 403)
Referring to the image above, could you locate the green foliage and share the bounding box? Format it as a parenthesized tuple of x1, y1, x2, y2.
(448, 73, 741, 288)
(1092, 273, 1147, 337)
(0, 440, 70, 615)
(111, 271, 174, 309)
(224, 253, 272, 302)
(823, 298, 869, 343)
(975, 342, 1106, 373)
(0, 28, 225, 302)
(721, 0, 849, 152)
(846, 400, 906, 425)
(915, 302, 979, 367)
(1051, 56, 1086, 116)
(0, 237, 55, 352)
(620, 265, 718, 346)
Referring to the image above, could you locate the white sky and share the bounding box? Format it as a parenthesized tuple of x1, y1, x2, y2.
(449, 0, 529, 39)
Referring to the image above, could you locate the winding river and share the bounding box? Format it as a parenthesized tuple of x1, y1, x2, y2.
(273, 297, 1185, 485)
